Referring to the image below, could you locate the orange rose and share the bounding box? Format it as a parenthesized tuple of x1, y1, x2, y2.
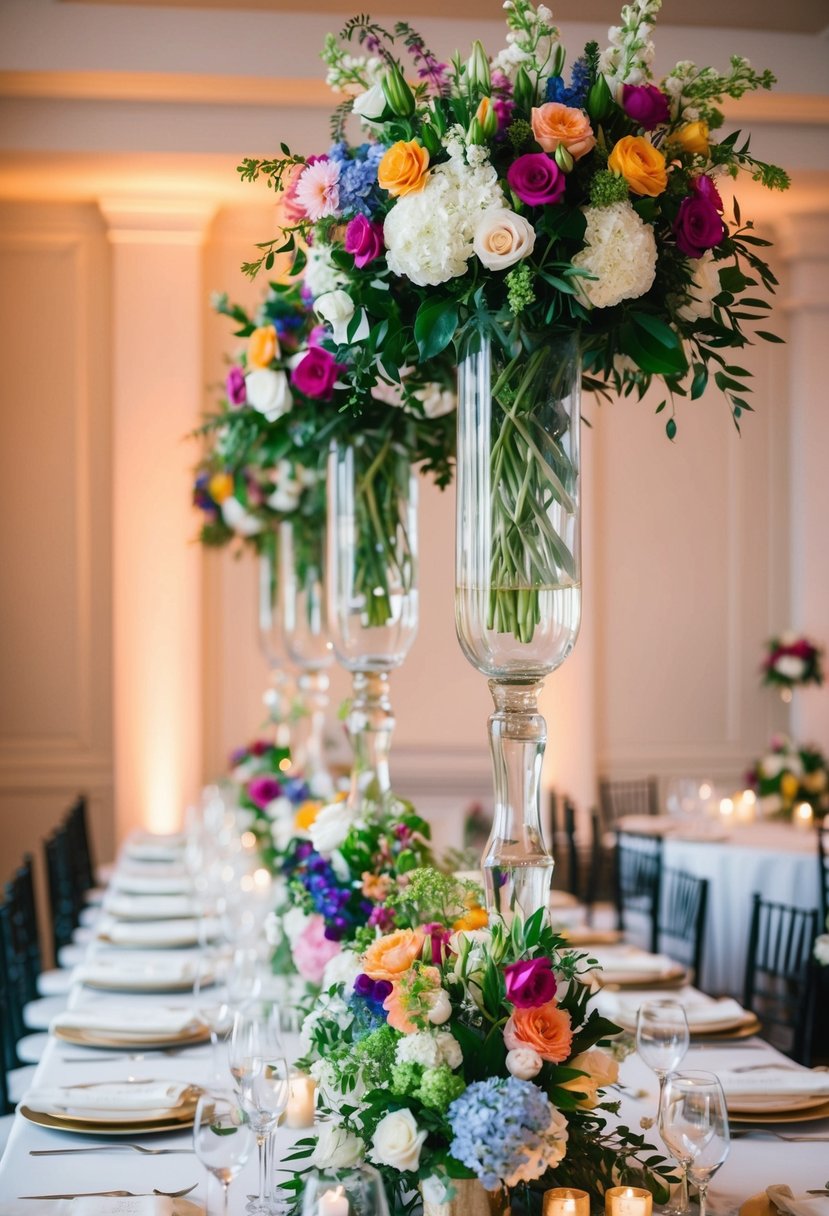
(453, 906, 488, 931)
(362, 872, 392, 901)
(294, 801, 321, 832)
(208, 472, 233, 503)
(247, 325, 279, 369)
(530, 103, 596, 160)
(378, 140, 430, 197)
(362, 928, 425, 980)
(670, 121, 710, 157)
(503, 999, 573, 1063)
(607, 135, 667, 197)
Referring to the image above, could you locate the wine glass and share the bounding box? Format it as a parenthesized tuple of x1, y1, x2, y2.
(660, 1072, 730, 1216)
(193, 949, 235, 1089)
(230, 1003, 290, 1215)
(194, 1092, 254, 1216)
(636, 1000, 690, 1215)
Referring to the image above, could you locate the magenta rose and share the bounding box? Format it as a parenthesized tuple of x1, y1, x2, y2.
(247, 775, 281, 809)
(226, 365, 246, 407)
(345, 214, 384, 268)
(690, 173, 724, 213)
(507, 152, 565, 207)
(504, 956, 558, 1008)
(673, 194, 727, 258)
(423, 922, 453, 965)
(290, 346, 344, 401)
(621, 84, 670, 131)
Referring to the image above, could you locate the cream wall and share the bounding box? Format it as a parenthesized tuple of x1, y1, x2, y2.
(0, 1, 828, 864)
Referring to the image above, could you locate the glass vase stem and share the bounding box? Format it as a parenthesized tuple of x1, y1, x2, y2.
(346, 670, 394, 812)
(292, 671, 330, 794)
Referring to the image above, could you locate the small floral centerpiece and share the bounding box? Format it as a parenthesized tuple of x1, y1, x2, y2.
(747, 734, 829, 820)
(762, 633, 825, 696)
(285, 869, 673, 1212)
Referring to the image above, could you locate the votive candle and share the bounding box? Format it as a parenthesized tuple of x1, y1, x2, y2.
(605, 1187, 653, 1216)
(285, 1072, 317, 1128)
(318, 1186, 349, 1216)
(544, 1188, 590, 1216)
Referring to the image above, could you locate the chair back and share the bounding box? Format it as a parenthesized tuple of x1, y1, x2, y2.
(44, 826, 78, 960)
(614, 833, 663, 952)
(599, 776, 659, 826)
(562, 798, 580, 898)
(743, 892, 818, 1063)
(66, 793, 95, 895)
(0, 898, 25, 1068)
(659, 867, 709, 982)
(818, 824, 829, 929)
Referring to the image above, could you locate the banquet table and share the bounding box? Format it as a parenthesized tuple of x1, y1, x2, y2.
(617, 817, 821, 994)
(1, 841, 828, 1215)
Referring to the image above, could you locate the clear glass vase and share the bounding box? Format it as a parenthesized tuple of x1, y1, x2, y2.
(257, 538, 294, 755)
(456, 331, 582, 921)
(327, 440, 418, 813)
(279, 520, 335, 799)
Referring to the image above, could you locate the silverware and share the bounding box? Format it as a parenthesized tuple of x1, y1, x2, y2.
(731, 1130, 829, 1142)
(19, 1184, 197, 1199)
(30, 1142, 195, 1155)
(61, 1046, 204, 1062)
(730, 1062, 802, 1073)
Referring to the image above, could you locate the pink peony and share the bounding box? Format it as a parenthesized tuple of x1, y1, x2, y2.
(291, 346, 345, 401)
(295, 158, 341, 222)
(247, 775, 281, 809)
(292, 914, 342, 983)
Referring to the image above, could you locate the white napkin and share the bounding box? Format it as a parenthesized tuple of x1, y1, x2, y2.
(73, 1202, 175, 1216)
(596, 990, 747, 1028)
(51, 1005, 199, 1037)
(719, 1067, 829, 1097)
(76, 956, 199, 987)
(590, 948, 676, 974)
(25, 1080, 191, 1114)
(98, 917, 216, 946)
(768, 1186, 829, 1216)
(106, 894, 199, 920)
(111, 873, 192, 895)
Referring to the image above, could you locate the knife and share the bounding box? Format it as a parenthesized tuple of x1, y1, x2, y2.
(19, 1191, 136, 1199)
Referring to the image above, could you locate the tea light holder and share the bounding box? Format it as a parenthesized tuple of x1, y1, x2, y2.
(605, 1187, 653, 1216)
(544, 1188, 590, 1216)
(793, 802, 814, 832)
(285, 1072, 317, 1128)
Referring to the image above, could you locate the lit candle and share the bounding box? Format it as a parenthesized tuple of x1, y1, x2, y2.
(544, 1188, 590, 1216)
(285, 1072, 317, 1128)
(319, 1186, 349, 1216)
(719, 797, 734, 819)
(794, 802, 814, 831)
(605, 1187, 653, 1216)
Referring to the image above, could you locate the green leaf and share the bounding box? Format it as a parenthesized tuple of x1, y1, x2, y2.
(414, 297, 459, 360)
(666, 417, 677, 441)
(718, 266, 749, 293)
(756, 330, 785, 343)
(691, 363, 708, 400)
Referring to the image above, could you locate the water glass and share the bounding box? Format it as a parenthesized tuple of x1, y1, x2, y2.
(660, 1071, 730, 1216)
(636, 1000, 690, 1214)
(194, 1092, 253, 1216)
(230, 1003, 290, 1215)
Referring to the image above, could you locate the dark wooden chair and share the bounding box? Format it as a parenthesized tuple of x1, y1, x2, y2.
(561, 797, 580, 898)
(658, 868, 709, 983)
(818, 824, 829, 930)
(614, 833, 663, 953)
(743, 892, 819, 1064)
(599, 776, 660, 826)
(44, 826, 79, 961)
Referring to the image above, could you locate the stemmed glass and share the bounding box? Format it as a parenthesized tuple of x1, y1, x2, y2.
(660, 1071, 731, 1216)
(194, 1092, 254, 1216)
(230, 1003, 290, 1215)
(636, 1000, 690, 1214)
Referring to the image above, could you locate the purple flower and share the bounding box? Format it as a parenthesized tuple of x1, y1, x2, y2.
(354, 973, 375, 998)
(290, 346, 344, 401)
(344, 214, 384, 268)
(673, 193, 727, 258)
(228, 745, 248, 766)
(504, 956, 557, 1008)
(368, 905, 395, 931)
(507, 153, 565, 207)
(621, 84, 670, 131)
(226, 365, 246, 407)
(247, 775, 282, 810)
(690, 173, 724, 213)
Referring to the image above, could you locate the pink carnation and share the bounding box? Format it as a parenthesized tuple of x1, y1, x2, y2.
(295, 158, 341, 222)
(292, 914, 341, 983)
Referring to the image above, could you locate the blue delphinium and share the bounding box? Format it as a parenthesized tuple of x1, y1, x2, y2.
(327, 142, 386, 217)
(545, 57, 590, 108)
(447, 1077, 552, 1190)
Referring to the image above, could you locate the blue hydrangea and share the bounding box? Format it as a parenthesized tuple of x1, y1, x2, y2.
(327, 141, 386, 217)
(545, 57, 590, 108)
(447, 1077, 552, 1190)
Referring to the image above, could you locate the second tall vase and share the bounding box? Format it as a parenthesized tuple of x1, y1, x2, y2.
(327, 439, 418, 815)
(455, 331, 582, 921)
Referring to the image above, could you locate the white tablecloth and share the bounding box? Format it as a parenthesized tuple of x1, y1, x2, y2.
(618, 819, 821, 994)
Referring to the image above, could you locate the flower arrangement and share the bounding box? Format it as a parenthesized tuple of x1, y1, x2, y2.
(284, 868, 673, 1212)
(239, 0, 787, 646)
(747, 734, 829, 820)
(762, 632, 824, 694)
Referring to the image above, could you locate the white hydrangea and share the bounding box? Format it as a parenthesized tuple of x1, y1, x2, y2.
(282, 905, 310, 948)
(676, 252, 722, 322)
(571, 201, 657, 309)
(304, 241, 347, 299)
(322, 948, 362, 994)
(395, 1029, 463, 1071)
(383, 153, 505, 287)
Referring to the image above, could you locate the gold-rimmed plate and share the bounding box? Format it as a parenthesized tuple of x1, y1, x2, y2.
(18, 1102, 198, 1136)
(595, 964, 689, 989)
(54, 1023, 209, 1050)
(689, 1015, 762, 1039)
(81, 971, 207, 994)
(561, 928, 624, 947)
(728, 1097, 829, 1124)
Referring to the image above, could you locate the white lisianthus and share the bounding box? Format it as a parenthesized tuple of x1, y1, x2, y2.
(504, 1103, 569, 1184)
(506, 1047, 543, 1080)
(384, 153, 505, 287)
(774, 655, 807, 680)
(221, 496, 262, 537)
(314, 290, 370, 345)
(369, 1108, 427, 1172)
(352, 81, 387, 122)
(413, 384, 456, 418)
(322, 948, 362, 994)
(677, 252, 722, 322)
(310, 801, 358, 856)
(304, 241, 347, 299)
(474, 208, 536, 271)
(311, 1122, 365, 1169)
(266, 460, 301, 513)
(427, 990, 453, 1025)
(759, 793, 783, 815)
(245, 368, 291, 422)
(571, 201, 657, 309)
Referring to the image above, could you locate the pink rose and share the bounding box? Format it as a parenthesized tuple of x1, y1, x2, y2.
(673, 194, 726, 258)
(292, 914, 342, 983)
(690, 174, 724, 213)
(344, 214, 385, 269)
(621, 84, 670, 131)
(504, 956, 558, 1008)
(247, 775, 281, 809)
(507, 153, 565, 207)
(290, 346, 345, 401)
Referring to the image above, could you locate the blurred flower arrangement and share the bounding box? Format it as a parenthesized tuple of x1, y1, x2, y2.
(239, 0, 787, 645)
(747, 734, 829, 820)
(283, 868, 672, 1212)
(762, 632, 824, 695)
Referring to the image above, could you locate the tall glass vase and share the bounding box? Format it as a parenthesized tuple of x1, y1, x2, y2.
(456, 332, 581, 921)
(327, 440, 418, 814)
(279, 520, 335, 799)
(257, 537, 294, 756)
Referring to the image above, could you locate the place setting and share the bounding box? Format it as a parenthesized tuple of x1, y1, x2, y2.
(18, 1080, 202, 1137)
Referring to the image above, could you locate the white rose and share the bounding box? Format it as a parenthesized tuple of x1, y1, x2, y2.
(414, 384, 456, 419)
(311, 1122, 365, 1168)
(310, 802, 357, 855)
(352, 81, 387, 122)
(760, 754, 785, 779)
(474, 207, 536, 271)
(264, 795, 292, 822)
(506, 1047, 543, 1079)
(435, 1030, 462, 1070)
(427, 989, 452, 1025)
(774, 655, 806, 680)
(245, 368, 291, 422)
(221, 496, 262, 537)
(314, 290, 370, 346)
(369, 1108, 427, 1172)
(676, 252, 722, 323)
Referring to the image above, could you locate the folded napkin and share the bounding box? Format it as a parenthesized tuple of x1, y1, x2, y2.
(51, 1005, 198, 1037)
(76, 956, 199, 986)
(99, 917, 217, 946)
(596, 990, 747, 1028)
(125, 842, 186, 863)
(105, 894, 199, 921)
(719, 1067, 829, 1097)
(112, 873, 192, 896)
(590, 949, 676, 974)
(26, 1080, 191, 1114)
(767, 1186, 829, 1216)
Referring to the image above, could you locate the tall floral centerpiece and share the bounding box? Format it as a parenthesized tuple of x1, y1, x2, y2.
(239, 0, 787, 919)
(762, 632, 825, 703)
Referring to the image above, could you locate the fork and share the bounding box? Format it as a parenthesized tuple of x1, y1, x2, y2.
(730, 1062, 803, 1073)
(30, 1142, 196, 1155)
(61, 1047, 203, 1062)
(731, 1130, 829, 1142)
(19, 1184, 197, 1199)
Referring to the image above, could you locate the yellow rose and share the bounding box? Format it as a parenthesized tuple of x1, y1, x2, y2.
(607, 135, 668, 197)
(453, 906, 488, 932)
(670, 121, 710, 156)
(294, 800, 321, 832)
(560, 1048, 620, 1109)
(378, 140, 430, 198)
(208, 472, 233, 503)
(780, 772, 800, 802)
(247, 325, 279, 369)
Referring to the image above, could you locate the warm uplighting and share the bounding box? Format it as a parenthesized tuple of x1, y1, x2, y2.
(241, 830, 257, 850)
(254, 867, 271, 888)
(742, 789, 757, 805)
(794, 801, 814, 831)
(719, 797, 734, 817)
(278, 757, 292, 772)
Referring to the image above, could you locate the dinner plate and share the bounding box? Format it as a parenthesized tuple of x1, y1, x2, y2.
(595, 964, 689, 988)
(81, 970, 207, 994)
(54, 1023, 209, 1050)
(728, 1097, 829, 1124)
(690, 1015, 762, 1039)
(18, 1102, 198, 1136)
(728, 1091, 829, 1115)
(561, 928, 624, 947)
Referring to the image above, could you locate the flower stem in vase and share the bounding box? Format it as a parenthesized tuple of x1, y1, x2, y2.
(293, 670, 332, 797)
